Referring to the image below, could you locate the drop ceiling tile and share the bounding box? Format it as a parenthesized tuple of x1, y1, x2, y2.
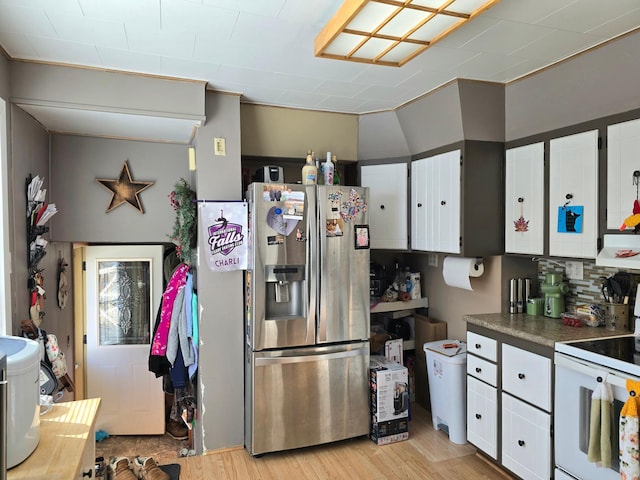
(0, 4, 57, 38)
(455, 51, 530, 79)
(279, 0, 341, 25)
(97, 46, 163, 73)
(587, 9, 640, 37)
(535, 0, 636, 33)
(79, 0, 161, 27)
(47, 12, 128, 50)
(262, 72, 325, 92)
(231, 11, 304, 45)
(126, 25, 196, 57)
(161, 56, 221, 80)
(355, 84, 407, 102)
(511, 29, 605, 63)
(317, 95, 368, 112)
(161, 0, 237, 38)
(216, 64, 276, 87)
(457, 20, 555, 56)
(434, 16, 500, 49)
(413, 45, 482, 71)
(202, 0, 286, 18)
(275, 89, 329, 109)
(314, 79, 367, 98)
(27, 34, 102, 65)
(0, 31, 38, 58)
(483, 0, 578, 24)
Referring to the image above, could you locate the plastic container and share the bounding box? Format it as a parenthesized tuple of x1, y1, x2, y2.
(0, 335, 40, 468)
(424, 340, 467, 444)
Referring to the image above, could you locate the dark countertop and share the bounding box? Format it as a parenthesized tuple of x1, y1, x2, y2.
(465, 313, 631, 348)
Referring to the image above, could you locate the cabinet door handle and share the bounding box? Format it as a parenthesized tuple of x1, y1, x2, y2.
(83, 469, 93, 478)
(380, 204, 385, 210)
(518, 373, 525, 380)
(475, 367, 481, 373)
(475, 413, 481, 420)
(475, 344, 481, 349)
(518, 440, 525, 447)
(417, 203, 423, 207)
(440, 200, 446, 206)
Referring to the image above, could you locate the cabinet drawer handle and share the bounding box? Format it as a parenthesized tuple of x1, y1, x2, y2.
(417, 203, 422, 207)
(518, 373, 525, 380)
(475, 367, 481, 373)
(475, 343, 481, 349)
(380, 204, 385, 210)
(518, 439, 525, 447)
(475, 413, 481, 420)
(440, 200, 446, 206)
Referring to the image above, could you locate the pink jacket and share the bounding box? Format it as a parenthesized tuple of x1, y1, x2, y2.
(151, 263, 190, 356)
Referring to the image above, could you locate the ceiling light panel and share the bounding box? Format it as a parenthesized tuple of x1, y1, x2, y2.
(315, 0, 500, 66)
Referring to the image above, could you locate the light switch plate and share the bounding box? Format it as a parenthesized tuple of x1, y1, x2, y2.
(214, 137, 226, 156)
(565, 260, 583, 280)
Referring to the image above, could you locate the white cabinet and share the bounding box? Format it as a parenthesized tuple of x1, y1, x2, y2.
(467, 376, 498, 459)
(505, 142, 544, 255)
(607, 118, 640, 230)
(410, 141, 503, 257)
(549, 129, 599, 258)
(466, 330, 498, 460)
(501, 393, 551, 480)
(361, 163, 408, 249)
(411, 150, 461, 253)
(467, 326, 554, 479)
(501, 343, 551, 412)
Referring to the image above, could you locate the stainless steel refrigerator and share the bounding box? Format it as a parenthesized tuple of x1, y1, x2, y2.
(244, 182, 370, 456)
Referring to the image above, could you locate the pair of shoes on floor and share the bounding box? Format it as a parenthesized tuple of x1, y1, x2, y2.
(110, 456, 169, 480)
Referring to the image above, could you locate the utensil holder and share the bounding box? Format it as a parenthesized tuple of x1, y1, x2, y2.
(601, 303, 629, 331)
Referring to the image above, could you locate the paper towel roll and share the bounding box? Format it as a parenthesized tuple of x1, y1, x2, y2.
(442, 256, 484, 291)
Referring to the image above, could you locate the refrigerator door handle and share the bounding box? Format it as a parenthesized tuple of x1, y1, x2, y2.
(307, 186, 317, 340)
(255, 347, 368, 367)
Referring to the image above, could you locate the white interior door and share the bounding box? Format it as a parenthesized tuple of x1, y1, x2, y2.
(85, 245, 164, 435)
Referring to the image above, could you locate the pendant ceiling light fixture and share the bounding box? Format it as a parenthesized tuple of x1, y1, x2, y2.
(315, 0, 500, 67)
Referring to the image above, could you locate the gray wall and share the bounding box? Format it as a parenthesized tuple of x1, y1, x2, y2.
(505, 30, 640, 141)
(0, 53, 8, 98)
(193, 91, 244, 452)
(50, 135, 188, 242)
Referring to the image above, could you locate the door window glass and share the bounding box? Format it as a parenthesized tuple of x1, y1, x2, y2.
(98, 260, 151, 345)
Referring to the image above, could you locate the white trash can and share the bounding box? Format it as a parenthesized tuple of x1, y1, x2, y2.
(424, 340, 467, 444)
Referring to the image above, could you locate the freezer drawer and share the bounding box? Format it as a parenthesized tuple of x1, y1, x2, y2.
(245, 342, 370, 455)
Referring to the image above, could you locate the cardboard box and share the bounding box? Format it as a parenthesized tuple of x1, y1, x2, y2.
(413, 315, 447, 409)
(370, 417, 409, 445)
(370, 356, 409, 423)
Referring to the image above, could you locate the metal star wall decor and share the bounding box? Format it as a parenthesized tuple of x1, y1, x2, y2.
(96, 161, 154, 213)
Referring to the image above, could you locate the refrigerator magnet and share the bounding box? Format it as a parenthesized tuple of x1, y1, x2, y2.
(326, 218, 344, 237)
(354, 225, 369, 249)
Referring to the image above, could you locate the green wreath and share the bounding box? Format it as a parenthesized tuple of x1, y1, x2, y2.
(169, 178, 197, 265)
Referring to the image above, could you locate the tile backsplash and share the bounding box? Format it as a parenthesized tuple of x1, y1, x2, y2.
(537, 258, 639, 310)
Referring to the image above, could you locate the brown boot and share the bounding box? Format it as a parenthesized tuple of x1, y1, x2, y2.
(109, 457, 137, 480)
(132, 457, 169, 480)
(166, 418, 188, 440)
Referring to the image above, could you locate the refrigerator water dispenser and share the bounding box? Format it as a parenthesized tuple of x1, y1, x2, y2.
(264, 265, 305, 319)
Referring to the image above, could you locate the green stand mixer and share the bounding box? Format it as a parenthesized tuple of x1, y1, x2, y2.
(540, 272, 568, 318)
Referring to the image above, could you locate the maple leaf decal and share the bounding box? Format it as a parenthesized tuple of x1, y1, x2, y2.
(514, 216, 529, 232)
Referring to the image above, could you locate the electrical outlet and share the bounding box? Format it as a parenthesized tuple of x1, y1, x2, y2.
(214, 137, 226, 156)
(565, 261, 584, 280)
(428, 253, 438, 267)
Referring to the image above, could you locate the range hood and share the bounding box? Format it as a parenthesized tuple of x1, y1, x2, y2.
(596, 234, 640, 269)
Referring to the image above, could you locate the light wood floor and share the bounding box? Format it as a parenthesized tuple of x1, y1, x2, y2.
(170, 404, 514, 480)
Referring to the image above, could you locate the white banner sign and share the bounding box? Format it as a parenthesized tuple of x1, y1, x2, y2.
(200, 202, 248, 272)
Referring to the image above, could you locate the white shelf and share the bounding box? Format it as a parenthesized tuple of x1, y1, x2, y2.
(370, 297, 428, 314)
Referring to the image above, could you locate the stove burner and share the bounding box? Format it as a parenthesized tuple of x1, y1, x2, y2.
(567, 336, 640, 365)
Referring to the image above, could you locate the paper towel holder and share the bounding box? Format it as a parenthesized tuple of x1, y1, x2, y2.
(473, 258, 483, 271)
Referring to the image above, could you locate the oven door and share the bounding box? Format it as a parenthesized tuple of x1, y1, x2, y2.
(555, 352, 633, 480)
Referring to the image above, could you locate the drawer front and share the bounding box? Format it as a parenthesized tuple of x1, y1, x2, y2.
(467, 354, 497, 387)
(502, 344, 551, 411)
(466, 331, 497, 362)
(501, 393, 551, 480)
(467, 376, 498, 459)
